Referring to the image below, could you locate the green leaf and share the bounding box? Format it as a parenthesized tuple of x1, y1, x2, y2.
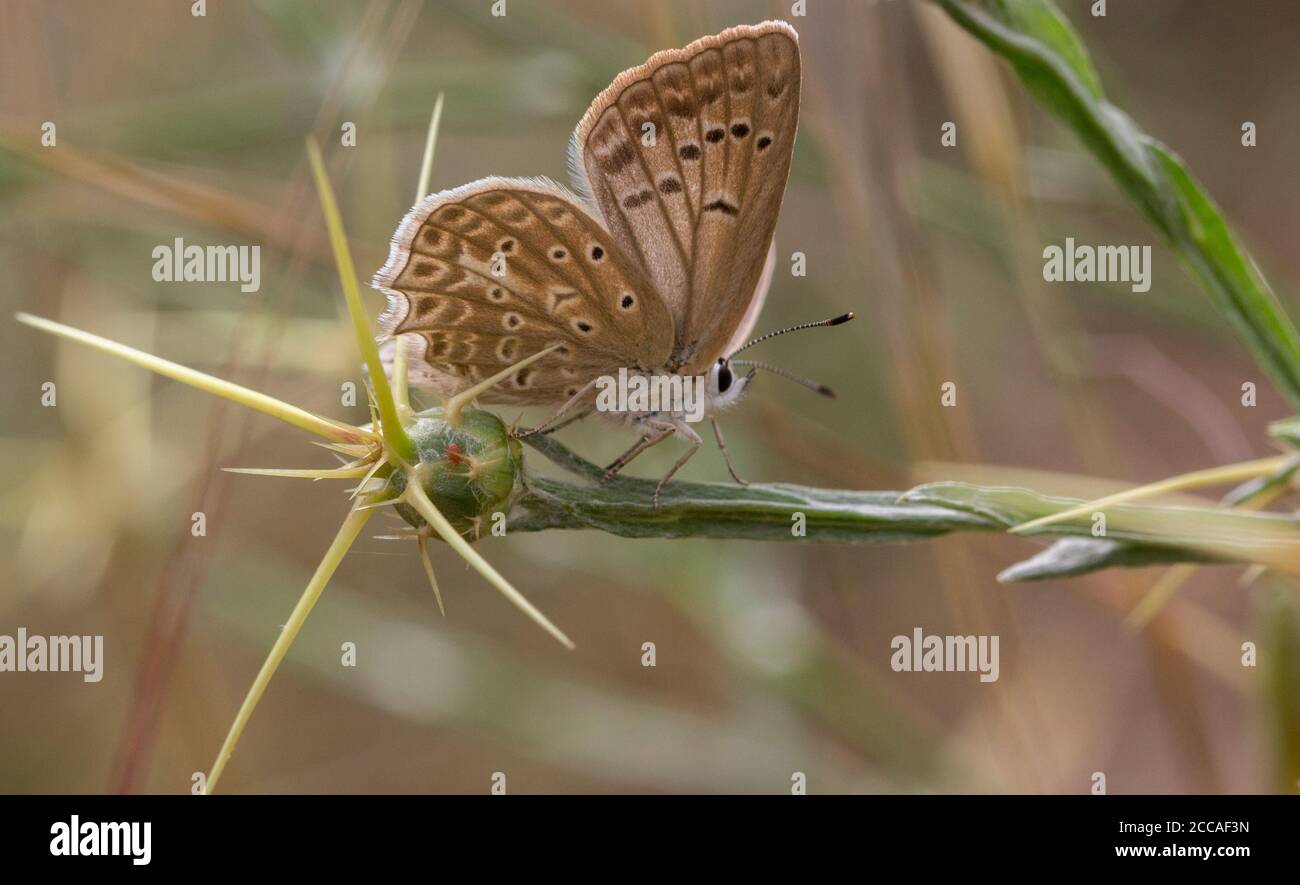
(1222, 454, 1300, 506)
(936, 0, 1300, 408)
(1002, 455, 1300, 581)
(997, 537, 1217, 583)
(902, 481, 1300, 573)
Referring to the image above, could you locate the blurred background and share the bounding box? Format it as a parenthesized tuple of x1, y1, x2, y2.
(2, 0, 1298, 793)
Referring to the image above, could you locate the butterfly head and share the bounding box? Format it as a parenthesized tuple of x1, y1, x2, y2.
(719, 312, 855, 402)
(707, 356, 756, 411)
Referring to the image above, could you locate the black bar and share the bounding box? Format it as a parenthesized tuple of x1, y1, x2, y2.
(0, 794, 1286, 870)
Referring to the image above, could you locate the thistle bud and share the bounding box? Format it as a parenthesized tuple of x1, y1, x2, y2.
(385, 408, 522, 538)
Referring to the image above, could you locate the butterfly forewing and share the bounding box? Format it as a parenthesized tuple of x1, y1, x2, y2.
(374, 176, 674, 404)
(574, 21, 800, 375)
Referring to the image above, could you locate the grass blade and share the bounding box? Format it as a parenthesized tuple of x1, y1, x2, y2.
(1252, 577, 1300, 793)
(936, 0, 1300, 407)
(1010, 455, 1290, 533)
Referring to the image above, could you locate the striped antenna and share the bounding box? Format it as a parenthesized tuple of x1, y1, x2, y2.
(727, 312, 854, 359)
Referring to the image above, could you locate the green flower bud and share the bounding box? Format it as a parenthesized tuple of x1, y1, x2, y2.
(383, 408, 522, 538)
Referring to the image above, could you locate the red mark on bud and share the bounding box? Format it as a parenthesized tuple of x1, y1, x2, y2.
(445, 443, 465, 465)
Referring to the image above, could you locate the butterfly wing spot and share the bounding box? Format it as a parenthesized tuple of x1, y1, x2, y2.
(412, 262, 435, 278)
(573, 319, 594, 334)
(627, 104, 663, 139)
(621, 189, 655, 210)
(524, 196, 575, 225)
(414, 297, 438, 318)
(488, 286, 508, 303)
(514, 368, 532, 388)
(694, 59, 723, 107)
(705, 127, 725, 143)
(729, 122, 751, 139)
(665, 94, 695, 118)
(437, 298, 466, 325)
(547, 289, 580, 313)
(657, 176, 682, 195)
(496, 337, 519, 363)
(549, 247, 567, 261)
(599, 138, 638, 176)
(678, 143, 701, 161)
(766, 79, 786, 99)
(499, 238, 515, 253)
(459, 217, 490, 238)
(588, 245, 604, 261)
(756, 134, 773, 151)
(502, 312, 523, 330)
(620, 294, 636, 310)
(420, 228, 454, 252)
(703, 198, 739, 216)
(691, 47, 725, 102)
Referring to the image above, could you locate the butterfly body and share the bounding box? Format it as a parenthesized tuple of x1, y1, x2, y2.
(375, 21, 804, 503)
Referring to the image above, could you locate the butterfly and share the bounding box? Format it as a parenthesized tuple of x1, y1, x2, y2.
(374, 20, 850, 505)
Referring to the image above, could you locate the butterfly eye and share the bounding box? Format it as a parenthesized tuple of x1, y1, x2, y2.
(716, 360, 734, 394)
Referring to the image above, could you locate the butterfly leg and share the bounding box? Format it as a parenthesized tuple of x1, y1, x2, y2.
(652, 421, 703, 509)
(515, 378, 598, 438)
(603, 425, 674, 481)
(710, 417, 749, 486)
(531, 405, 594, 436)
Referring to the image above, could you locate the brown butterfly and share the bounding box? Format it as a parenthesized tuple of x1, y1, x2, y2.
(374, 20, 850, 504)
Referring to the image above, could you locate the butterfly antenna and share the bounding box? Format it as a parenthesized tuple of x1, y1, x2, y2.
(730, 360, 837, 398)
(728, 312, 854, 358)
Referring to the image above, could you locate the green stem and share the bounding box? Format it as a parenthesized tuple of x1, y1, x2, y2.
(512, 436, 1300, 576)
(512, 434, 993, 543)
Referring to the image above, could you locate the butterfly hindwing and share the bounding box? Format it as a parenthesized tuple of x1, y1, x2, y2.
(374, 176, 674, 404)
(573, 20, 800, 374)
